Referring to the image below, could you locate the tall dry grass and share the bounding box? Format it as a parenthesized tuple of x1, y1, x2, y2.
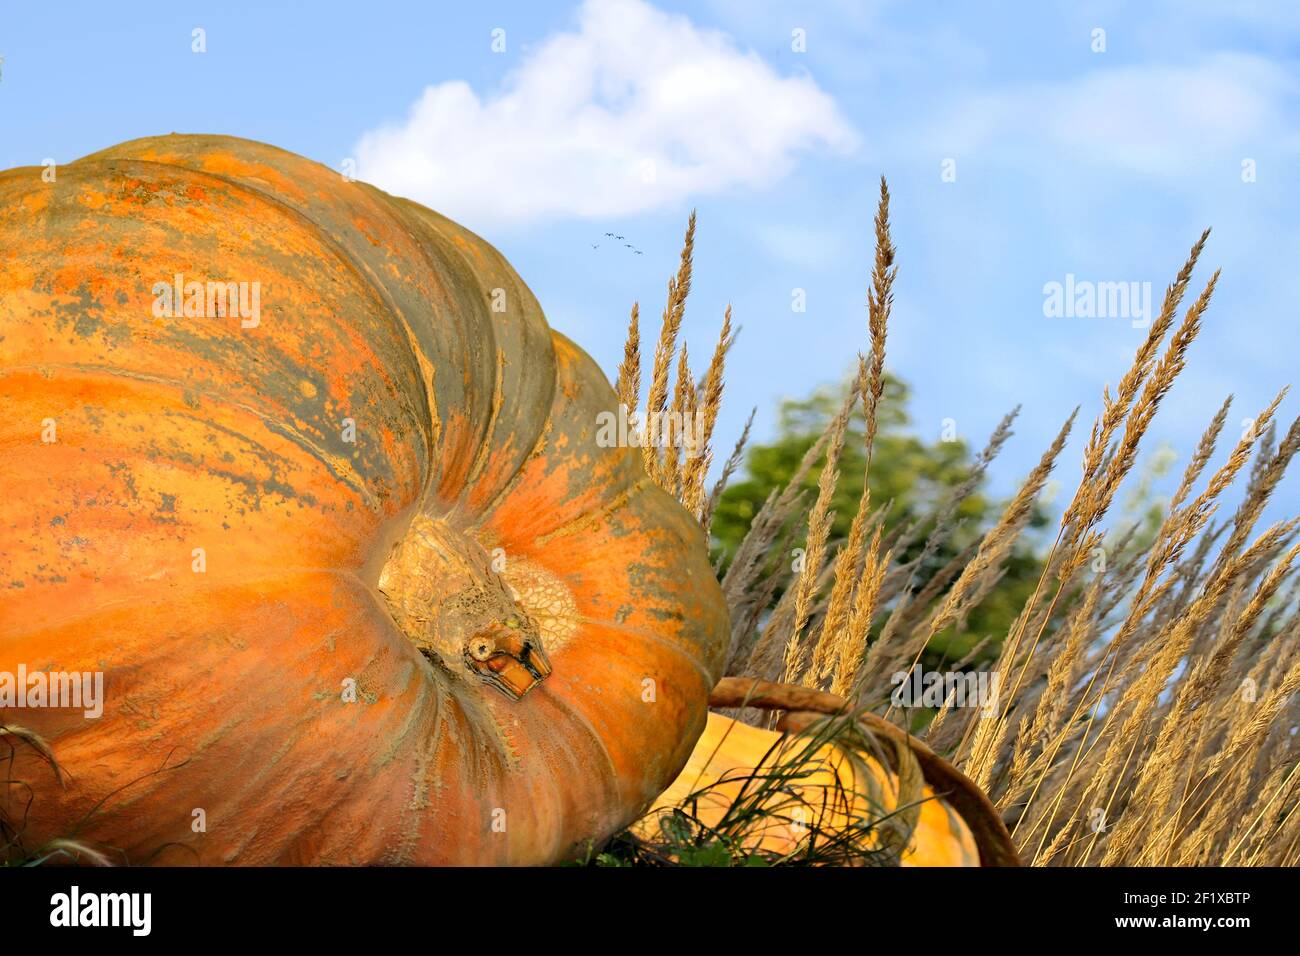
(623, 181, 1299, 866)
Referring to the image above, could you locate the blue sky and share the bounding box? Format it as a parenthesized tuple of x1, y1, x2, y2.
(3, 0, 1298, 522)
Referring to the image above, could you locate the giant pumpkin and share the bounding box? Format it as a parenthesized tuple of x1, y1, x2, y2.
(0, 135, 728, 864)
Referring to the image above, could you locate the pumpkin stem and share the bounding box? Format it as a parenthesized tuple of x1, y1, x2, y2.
(464, 621, 552, 701)
(376, 513, 551, 699)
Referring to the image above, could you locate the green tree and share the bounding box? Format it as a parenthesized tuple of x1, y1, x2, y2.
(711, 373, 1049, 664)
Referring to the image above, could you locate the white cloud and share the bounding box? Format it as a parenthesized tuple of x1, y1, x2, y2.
(352, 0, 855, 227)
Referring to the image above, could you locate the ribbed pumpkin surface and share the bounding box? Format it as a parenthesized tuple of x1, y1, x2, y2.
(0, 135, 728, 864)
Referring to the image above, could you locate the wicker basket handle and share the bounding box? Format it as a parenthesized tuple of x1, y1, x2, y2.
(709, 676, 1021, 867)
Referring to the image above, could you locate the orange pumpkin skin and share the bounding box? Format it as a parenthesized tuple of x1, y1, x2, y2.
(0, 135, 728, 865)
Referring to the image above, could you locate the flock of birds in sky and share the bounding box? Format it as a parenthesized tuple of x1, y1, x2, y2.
(592, 232, 644, 255)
